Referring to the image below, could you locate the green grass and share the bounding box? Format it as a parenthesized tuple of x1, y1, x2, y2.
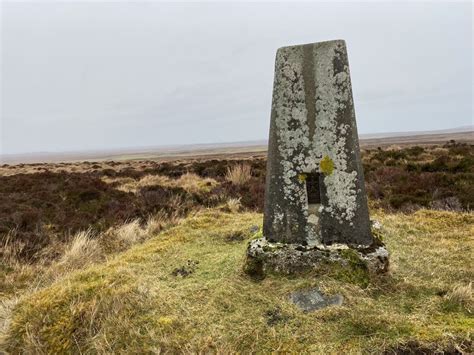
(2, 209, 473, 353)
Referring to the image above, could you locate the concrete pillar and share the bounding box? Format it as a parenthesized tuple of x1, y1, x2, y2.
(263, 40, 373, 247)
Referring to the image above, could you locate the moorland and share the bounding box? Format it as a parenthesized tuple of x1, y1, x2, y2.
(0, 140, 473, 353)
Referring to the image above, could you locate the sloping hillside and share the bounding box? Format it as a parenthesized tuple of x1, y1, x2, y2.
(2, 209, 472, 353)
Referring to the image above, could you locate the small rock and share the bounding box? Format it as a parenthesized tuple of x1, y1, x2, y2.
(289, 288, 343, 312)
(250, 225, 260, 234)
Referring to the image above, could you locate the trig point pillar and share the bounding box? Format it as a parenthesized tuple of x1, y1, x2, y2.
(245, 40, 388, 278)
(264, 39, 372, 247)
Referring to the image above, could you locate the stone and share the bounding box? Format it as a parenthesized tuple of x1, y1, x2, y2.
(249, 225, 260, 234)
(289, 288, 343, 312)
(245, 236, 389, 277)
(246, 40, 389, 279)
(264, 39, 372, 246)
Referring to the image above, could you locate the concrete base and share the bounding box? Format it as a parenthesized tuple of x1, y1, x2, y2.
(244, 237, 389, 279)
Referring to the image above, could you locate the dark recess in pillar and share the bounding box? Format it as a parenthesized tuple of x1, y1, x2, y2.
(305, 172, 321, 205)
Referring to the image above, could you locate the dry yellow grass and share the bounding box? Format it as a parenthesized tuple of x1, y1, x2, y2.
(145, 212, 168, 236)
(226, 197, 242, 213)
(445, 283, 473, 313)
(0, 211, 181, 310)
(58, 230, 101, 270)
(177, 172, 217, 194)
(102, 173, 218, 195)
(1, 231, 24, 268)
(225, 163, 252, 186)
(1, 209, 472, 353)
(114, 220, 145, 245)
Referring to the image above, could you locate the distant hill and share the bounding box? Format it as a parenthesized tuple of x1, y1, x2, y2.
(359, 125, 473, 139)
(1, 126, 473, 164)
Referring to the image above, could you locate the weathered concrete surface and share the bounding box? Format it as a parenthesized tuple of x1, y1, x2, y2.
(264, 40, 373, 246)
(245, 237, 389, 278)
(289, 288, 343, 312)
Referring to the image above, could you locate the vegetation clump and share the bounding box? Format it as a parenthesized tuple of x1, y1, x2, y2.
(225, 163, 252, 186)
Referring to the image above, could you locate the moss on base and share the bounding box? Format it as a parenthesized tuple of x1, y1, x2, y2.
(245, 237, 388, 287)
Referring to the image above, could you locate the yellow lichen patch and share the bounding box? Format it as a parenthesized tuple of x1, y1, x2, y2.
(320, 155, 335, 175)
(298, 173, 307, 182)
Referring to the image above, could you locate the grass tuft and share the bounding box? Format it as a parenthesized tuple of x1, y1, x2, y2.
(225, 164, 252, 186)
(58, 229, 100, 270)
(443, 282, 473, 314)
(226, 198, 242, 213)
(115, 219, 145, 245)
(108, 173, 218, 195)
(1, 231, 24, 267)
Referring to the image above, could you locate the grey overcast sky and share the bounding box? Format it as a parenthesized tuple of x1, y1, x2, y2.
(1, 1, 472, 155)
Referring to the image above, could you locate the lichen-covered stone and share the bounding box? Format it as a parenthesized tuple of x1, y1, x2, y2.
(245, 237, 389, 278)
(264, 40, 373, 246)
(289, 288, 343, 312)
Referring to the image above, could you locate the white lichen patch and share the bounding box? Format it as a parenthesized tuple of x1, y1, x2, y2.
(310, 41, 358, 222)
(272, 41, 359, 228)
(307, 214, 319, 225)
(271, 46, 318, 242)
(246, 238, 389, 275)
(272, 46, 310, 207)
(371, 220, 382, 230)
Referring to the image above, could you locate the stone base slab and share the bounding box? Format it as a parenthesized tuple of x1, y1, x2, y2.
(245, 237, 389, 278)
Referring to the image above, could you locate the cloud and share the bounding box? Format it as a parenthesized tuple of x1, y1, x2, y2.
(1, 1, 472, 154)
